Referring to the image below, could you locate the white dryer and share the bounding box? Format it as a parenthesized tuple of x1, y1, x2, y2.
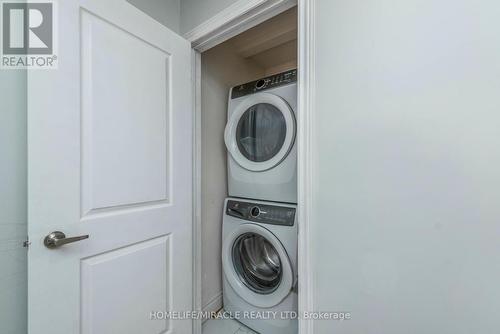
(222, 198, 297, 334)
(225, 69, 297, 203)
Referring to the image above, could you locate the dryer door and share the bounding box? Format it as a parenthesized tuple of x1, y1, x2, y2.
(223, 223, 294, 308)
(225, 93, 296, 172)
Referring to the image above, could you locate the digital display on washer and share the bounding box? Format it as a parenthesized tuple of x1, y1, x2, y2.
(226, 200, 296, 226)
(231, 69, 297, 99)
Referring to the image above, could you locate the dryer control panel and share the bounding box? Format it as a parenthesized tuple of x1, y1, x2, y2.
(231, 68, 297, 99)
(226, 200, 296, 226)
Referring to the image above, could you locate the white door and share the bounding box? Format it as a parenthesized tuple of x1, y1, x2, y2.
(27, 0, 193, 333)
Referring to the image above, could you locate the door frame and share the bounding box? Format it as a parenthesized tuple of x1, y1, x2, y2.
(186, 0, 314, 333)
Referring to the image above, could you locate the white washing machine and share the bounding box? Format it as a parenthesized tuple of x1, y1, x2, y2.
(222, 198, 297, 334)
(225, 69, 297, 204)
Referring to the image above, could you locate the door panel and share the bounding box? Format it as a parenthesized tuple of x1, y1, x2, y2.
(81, 10, 171, 213)
(81, 236, 170, 334)
(28, 1, 192, 333)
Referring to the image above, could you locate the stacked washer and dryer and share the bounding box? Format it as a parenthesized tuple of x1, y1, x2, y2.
(222, 69, 298, 334)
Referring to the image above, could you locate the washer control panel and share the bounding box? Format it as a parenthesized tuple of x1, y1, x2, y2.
(226, 200, 296, 226)
(231, 69, 297, 99)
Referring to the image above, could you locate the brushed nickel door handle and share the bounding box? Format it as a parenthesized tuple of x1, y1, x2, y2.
(44, 231, 89, 249)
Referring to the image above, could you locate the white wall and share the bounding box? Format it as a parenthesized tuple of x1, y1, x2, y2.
(201, 43, 264, 312)
(127, 0, 181, 33)
(0, 70, 27, 334)
(180, 0, 240, 34)
(311, 1, 500, 333)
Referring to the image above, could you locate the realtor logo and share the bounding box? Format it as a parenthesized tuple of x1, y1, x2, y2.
(1, 0, 57, 69)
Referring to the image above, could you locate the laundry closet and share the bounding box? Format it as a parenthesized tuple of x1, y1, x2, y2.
(199, 6, 298, 334)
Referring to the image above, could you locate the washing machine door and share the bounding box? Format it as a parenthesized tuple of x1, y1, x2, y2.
(223, 223, 294, 308)
(225, 92, 296, 172)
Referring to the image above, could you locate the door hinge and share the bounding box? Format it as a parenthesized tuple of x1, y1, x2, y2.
(23, 237, 31, 248)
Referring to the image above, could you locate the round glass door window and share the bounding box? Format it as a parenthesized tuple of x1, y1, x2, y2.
(232, 232, 282, 294)
(236, 103, 287, 163)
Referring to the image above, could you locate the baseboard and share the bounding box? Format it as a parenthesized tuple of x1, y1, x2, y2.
(202, 292, 223, 323)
